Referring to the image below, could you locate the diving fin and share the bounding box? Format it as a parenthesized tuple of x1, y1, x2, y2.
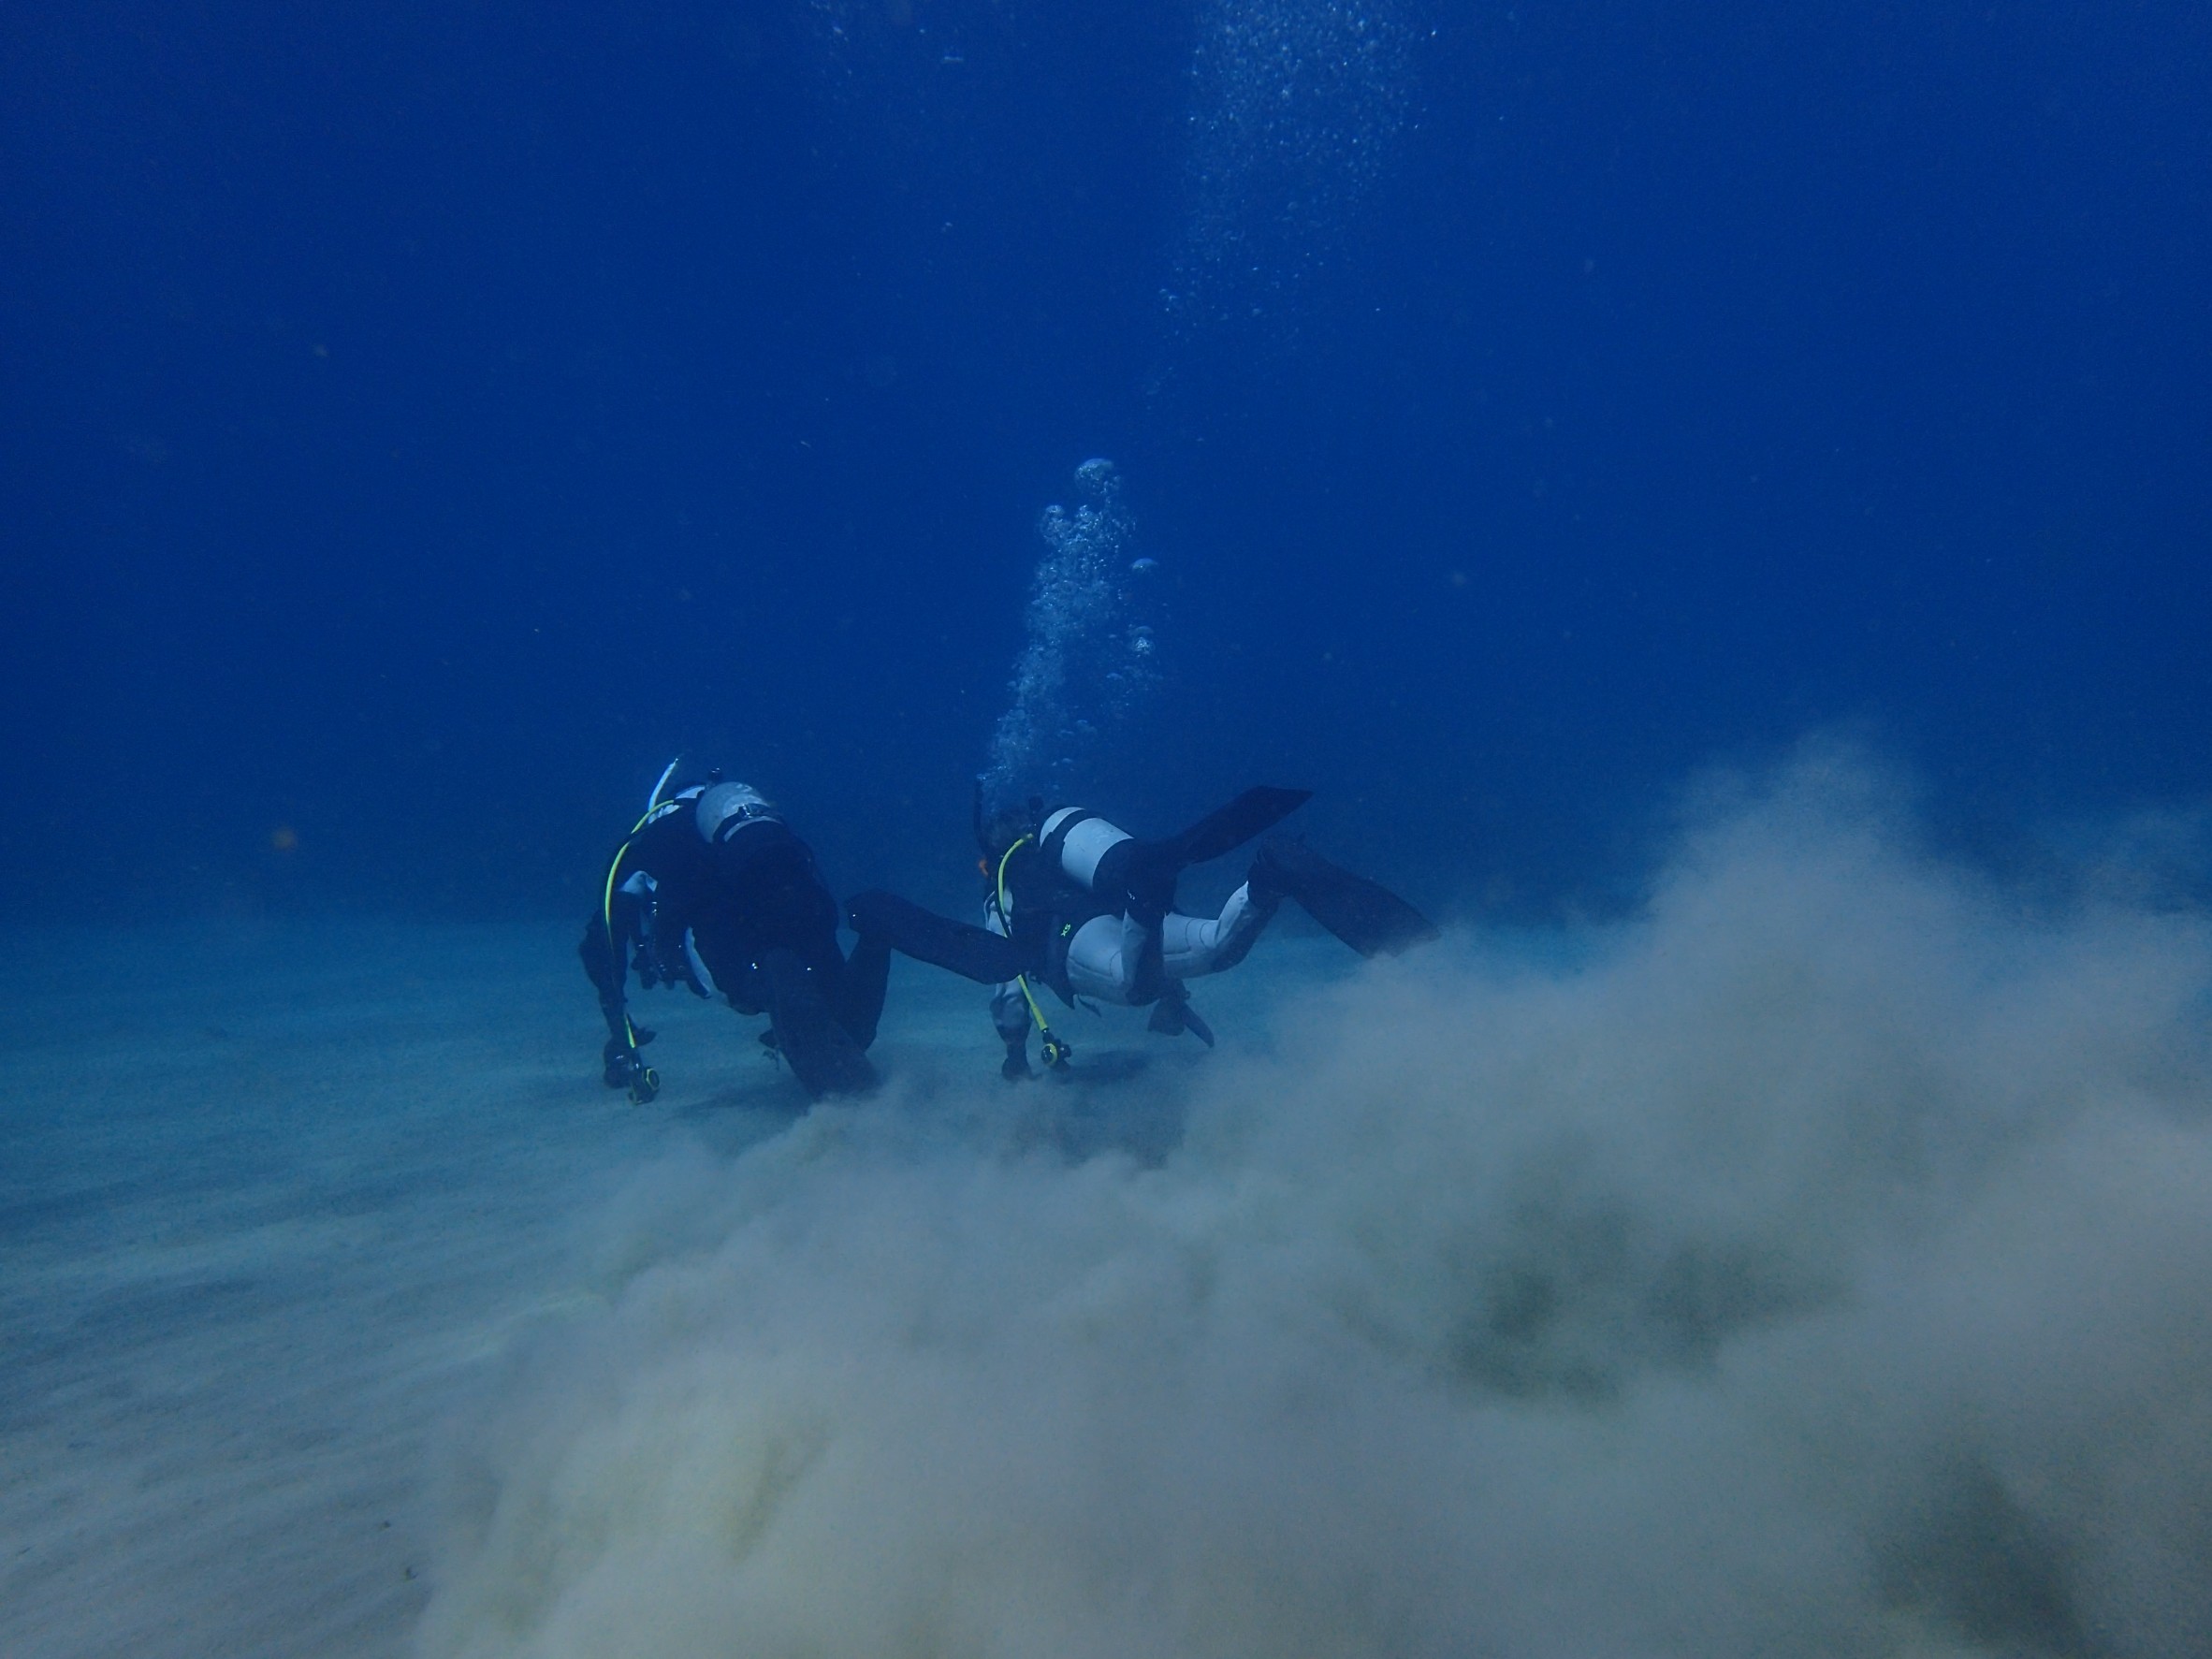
(846, 890, 1026, 985)
(1252, 837, 1439, 958)
(1182, 1000, 1215, 1046)
(1161, 786, 1313, 867)
(1119, 785, 1316, 921)
(1147, 989, 1215, 1047)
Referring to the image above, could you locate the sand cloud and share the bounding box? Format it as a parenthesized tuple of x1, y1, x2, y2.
(416, 749, 2212, 1659)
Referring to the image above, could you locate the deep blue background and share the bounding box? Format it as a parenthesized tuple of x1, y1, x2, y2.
(5, 1, 2207, 925)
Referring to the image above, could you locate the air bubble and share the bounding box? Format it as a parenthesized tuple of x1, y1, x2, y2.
(980, 460, 1163, 814)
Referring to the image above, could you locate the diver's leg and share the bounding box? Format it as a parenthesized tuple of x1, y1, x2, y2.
(578, 914, 627, 1044)
(834, 936, 891, 1051)
(1057, 913, 1172, 1005)
(763, 949, 877, 1099)
(580, 909, 657, 1092)
(1063, 914, 1143, 1004)
(991, 983, 1032, 1080)
(1159, 883, 1277, 981)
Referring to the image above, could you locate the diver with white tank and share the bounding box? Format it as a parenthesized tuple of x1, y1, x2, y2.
(846, 783, 1438, 1079)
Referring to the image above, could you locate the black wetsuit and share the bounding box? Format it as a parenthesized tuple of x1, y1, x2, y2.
(579, 799, 886, 1099)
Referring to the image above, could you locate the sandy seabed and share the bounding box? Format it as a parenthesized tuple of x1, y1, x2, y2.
(8, 765, 2212, 1659)
(0, 920, 1049, 1659)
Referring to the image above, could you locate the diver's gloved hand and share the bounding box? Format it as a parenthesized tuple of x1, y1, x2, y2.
(1000, 1041, 1031, 1083)
(601, 1032, 659, 1101)
(601, 1037, 631, 1088)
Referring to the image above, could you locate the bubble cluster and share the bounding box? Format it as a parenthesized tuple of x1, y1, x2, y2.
(1166, 0, 1420, 337)
(980, 459, 1161, 816)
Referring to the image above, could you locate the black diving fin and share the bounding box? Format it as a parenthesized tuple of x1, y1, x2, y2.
(1253, 837, 1440, 958)
(1120, 786, 1317, 922)
(1161, 786, 1313, 867)
(846, 890, 1026, 985)
(1146, 987, 1215, 1047)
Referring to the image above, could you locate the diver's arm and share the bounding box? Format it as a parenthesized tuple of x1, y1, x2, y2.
(984, 892, 1031, 1077)
(578, 903, 632, 1046)
(584, 848, 660, 1101)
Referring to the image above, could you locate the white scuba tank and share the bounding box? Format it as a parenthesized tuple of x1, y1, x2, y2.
(1038, 807, 1131, 891)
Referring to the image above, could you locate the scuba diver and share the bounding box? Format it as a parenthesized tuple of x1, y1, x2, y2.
(846, 785, 1438, 1080)
(580, 762, 887, 1103)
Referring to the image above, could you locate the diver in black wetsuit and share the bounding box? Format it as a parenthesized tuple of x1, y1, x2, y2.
(847, 785, 1438, 1080)
(580, 767, 887, 1103)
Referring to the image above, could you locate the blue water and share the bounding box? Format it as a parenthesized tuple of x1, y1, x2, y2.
(7, 1, 2205, 925)
(7, 11, 2212, 1655)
